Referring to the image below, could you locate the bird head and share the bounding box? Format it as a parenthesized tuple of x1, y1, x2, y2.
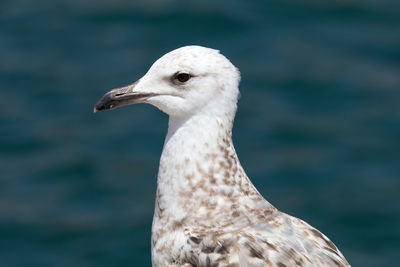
(94, 46, 240, 119)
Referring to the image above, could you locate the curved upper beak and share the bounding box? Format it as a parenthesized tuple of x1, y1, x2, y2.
(94, 81, 157, 113)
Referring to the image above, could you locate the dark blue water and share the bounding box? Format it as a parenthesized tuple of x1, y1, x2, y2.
(1, 0, 399, 266)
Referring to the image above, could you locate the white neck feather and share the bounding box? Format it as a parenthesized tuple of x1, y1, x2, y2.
(153, 109, 272, 226)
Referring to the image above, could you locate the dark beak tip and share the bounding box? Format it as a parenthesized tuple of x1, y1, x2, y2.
(93, 101, 104, 113)
(94, 93, 113, 113)
(94, 81, 141, 113)
(94, 102, 110, 113)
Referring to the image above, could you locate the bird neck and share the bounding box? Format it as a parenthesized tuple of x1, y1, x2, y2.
(154, 112, 268, 224)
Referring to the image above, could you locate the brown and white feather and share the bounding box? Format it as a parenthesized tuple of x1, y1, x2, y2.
(96, 46, 350, 267)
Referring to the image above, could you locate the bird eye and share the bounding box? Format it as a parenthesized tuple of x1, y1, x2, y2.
(175, 73, 191, 83)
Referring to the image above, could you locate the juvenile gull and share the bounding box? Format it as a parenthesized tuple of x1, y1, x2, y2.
(94, 46, 350, 267)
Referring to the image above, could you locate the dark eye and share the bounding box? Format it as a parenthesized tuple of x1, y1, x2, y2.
(175, 73, 191, 83)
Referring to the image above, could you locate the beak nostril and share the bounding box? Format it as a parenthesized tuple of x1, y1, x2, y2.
(115, 93, 125, 97)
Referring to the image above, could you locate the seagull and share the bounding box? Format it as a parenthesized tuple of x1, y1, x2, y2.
(94, 46, 350, 267)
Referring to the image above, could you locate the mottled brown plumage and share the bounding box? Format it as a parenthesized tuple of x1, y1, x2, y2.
(95, 46, 350, 267)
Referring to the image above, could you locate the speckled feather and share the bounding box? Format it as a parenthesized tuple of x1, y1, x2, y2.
(97, 46, 350, 267)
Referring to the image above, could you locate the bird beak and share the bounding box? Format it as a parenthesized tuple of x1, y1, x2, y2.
(94, 81, 157, 112)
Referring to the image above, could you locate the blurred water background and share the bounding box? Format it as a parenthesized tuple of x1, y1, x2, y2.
(1, 0, 399, 266)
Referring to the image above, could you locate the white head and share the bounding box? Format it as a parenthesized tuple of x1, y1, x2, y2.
(94, 46, 241, 120)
